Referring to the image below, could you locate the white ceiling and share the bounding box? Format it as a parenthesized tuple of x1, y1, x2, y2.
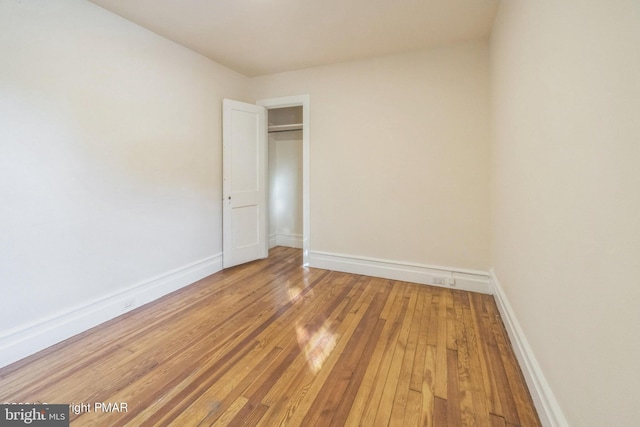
(88, 0, 500, 77)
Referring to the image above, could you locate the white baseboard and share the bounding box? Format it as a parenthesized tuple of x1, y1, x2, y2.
(0, 253, 223, 369)
(308, 250, 491, 294)
(490, 269, 568, 427)
(269, 233, 303, 249)
(276, 233, 303, 249)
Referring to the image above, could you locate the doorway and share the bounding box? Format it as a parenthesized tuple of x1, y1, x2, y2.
(257, 95, 310, 266)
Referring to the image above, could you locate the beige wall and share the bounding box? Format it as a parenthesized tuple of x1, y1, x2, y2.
(252, 41, 491, 270)
(490, 1, 640, 425)
(0, 0, 248, 332)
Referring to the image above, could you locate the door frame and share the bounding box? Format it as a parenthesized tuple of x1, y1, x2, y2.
(257, 95, 310, 266)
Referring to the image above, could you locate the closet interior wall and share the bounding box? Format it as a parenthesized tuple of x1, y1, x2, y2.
(267, 106, 303, 249)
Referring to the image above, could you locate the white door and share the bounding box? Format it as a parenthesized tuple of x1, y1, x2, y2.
(222, 99, 267, 268)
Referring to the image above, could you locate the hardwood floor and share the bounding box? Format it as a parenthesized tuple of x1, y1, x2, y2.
(0, 247, 541, 426)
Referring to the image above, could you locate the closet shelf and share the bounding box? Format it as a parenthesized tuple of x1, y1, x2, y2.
(268, 123, 303, 133)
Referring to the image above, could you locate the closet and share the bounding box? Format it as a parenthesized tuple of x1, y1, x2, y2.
(267, 106, 303, 249)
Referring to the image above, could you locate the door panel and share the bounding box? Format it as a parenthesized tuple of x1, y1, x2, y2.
(232, 205, 259, 247)
(222, 99, 267, 268)
(231, 109, 259, 191)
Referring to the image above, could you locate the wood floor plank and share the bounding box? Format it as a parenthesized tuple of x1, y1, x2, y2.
(446, 349, 462, 426)
(403, 389, 423, 427)
(471, 293, 504, 418)
(299, 281, 388, 426)
(446, 288, 458, 351)
(347, 285, 410, 426)
(489, 413, 508, 427)
(256, 275, 380, 426)
(426, 290, 439, 347)
(421, 344, 437, 427)
(374, 283, 418, 426)
(0, 247, 541, 427)
(257, 278, 374, 426)
(379, 279, 402, 320)
(452, 291, 479, 427)
(409, 287, 431, 393)
(434, 396, 448, 427)
(389, 284, 424, 425)
(331, 317, 386, 423)
(210, 272, 358, 420)
(462, 292, 492, 427)
(172, 344, 284, 426)
(486, 332, 522, 425)
(210, 396, 249, 427)
(361, 289, 410, 425)
(227, 401, 270, 426)
(247, 310, 347, 413)
(434, 289, 449, 399)
(124, 271, 333, 425)
(489, 297, 542, 427)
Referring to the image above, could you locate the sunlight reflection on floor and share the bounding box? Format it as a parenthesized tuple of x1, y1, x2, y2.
(296, 323, 337, 374)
